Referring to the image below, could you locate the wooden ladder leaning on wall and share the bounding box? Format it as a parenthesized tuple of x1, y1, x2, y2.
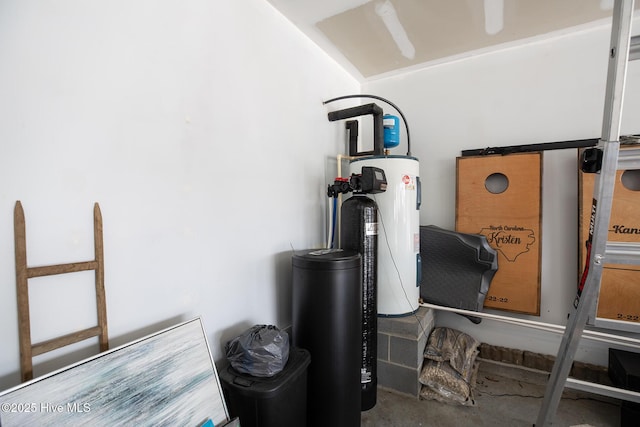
(13, 201, 109, 382)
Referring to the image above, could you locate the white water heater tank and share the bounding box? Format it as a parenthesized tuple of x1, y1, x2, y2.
(349, 155, 421, 316)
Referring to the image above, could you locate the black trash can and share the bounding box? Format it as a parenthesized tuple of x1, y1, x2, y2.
(292, 249, 362, 427)
(219, 347, 310, 427)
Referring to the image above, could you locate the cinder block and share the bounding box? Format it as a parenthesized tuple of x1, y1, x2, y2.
(377, 360, 422, 397)
(390, 332, 428, 369)
(375, 307, 434, 396)
(377, 332, 389, 362)
(377, 307, 434, 338)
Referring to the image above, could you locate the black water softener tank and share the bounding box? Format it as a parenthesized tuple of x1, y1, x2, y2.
(340, 193, 378, 411)
(292, 249, 362, 427)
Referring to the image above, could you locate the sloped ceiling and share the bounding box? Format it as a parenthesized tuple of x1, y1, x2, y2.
(267, 0, 639, 80)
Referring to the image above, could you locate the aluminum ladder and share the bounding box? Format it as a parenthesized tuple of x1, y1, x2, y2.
(535, 0, 640, 425)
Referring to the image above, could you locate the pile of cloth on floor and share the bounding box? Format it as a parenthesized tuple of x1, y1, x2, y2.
(419, 327, 480, 406)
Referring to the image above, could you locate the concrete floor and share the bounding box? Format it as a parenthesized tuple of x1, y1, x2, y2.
(361, 359, 621, 427)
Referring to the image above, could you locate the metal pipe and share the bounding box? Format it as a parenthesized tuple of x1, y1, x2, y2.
(327, 103, 384, 157)
(420, 302, 640, 348)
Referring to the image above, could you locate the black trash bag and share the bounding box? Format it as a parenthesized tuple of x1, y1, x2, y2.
(225, 324, 290, 377)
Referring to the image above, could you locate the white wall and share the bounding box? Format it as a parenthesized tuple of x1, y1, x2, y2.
(0, 0, 359, 389)
(364, 17, 640, 366)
